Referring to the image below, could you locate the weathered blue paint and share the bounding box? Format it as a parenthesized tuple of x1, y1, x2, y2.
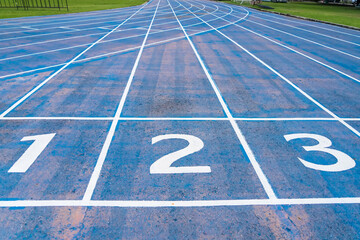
(237, 120, 360, 198)
(92, 120, 268, 200)
(0, 120, 110, 199)
(0, 0, 359, 238)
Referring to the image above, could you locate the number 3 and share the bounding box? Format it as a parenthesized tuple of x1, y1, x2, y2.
(150, 134, 211, 174)
(284, 133, 355, 172)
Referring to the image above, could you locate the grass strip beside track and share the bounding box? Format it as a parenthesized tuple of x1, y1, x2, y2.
(225, 1, 360, 29)
(0, 0, 147, 19)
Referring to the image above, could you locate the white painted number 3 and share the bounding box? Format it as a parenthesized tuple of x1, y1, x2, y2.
(9, 133, 56, 173)
(150, 134, 211, 174)
(284, 133, 355, 172)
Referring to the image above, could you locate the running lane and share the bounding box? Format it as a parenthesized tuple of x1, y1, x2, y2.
(0, 0, 359, 238)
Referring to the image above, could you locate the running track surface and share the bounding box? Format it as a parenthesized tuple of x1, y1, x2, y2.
(0, 0, 360, 238)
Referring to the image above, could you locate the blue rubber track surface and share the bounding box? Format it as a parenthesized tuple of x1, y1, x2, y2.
(0, 0, 359, 238)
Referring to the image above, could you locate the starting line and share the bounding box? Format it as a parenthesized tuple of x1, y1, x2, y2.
(1, 197, 360, 207)
(1, 117, 360, 121)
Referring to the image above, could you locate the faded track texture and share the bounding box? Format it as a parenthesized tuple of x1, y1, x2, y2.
(0, 0, 359, 238)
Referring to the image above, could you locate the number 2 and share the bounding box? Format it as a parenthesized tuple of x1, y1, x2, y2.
(284, 133, 355, 172)
(150, 134, 211, 174)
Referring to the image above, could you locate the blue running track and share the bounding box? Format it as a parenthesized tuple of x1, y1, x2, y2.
(0, 0, 360, 238)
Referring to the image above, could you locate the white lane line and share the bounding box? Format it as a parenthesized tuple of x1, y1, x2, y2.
(247, 9, 360, 40)
(249, 14, 360, 47)
(184, 0, 360, 138)
(194, 1, 360, 84)
(119, 117, 226, 121)
(98, 27, 112, 30)
(0, 5, 232, 80)
(0, 4, 166, 29)
(0, 6, 213, 59)
(0, 1, 175, 27)
(0, 9, 213, 61)
(0, 31, 153, 62)
(59, 26, 77, 30)
(21, 26, 39, 31)
(0, 1, 152, 119)
(198, 1, 360, 61)
(82, 0, 161, 201)
(0, 63, 65, 80)
(245, 19, 360, 60)
(0, 18, 135, 43)
(1, 117, 114, 121)
(0, 5, 166, 31)
(1, 197, 360, 207)
(169, 0, 277, 200)
(0, 3, 184, 37)
(1, 117, 359, 121)
(0, 5, 149, 28)
(234, 117, 360, 121)
(0, 31, 105, 51)
(0, 6, 206, 49)
(0, 21, 123, 42)
(134, 27, 148, 30)
(239, 24, 360, 83)
(0, 4, 199, 44)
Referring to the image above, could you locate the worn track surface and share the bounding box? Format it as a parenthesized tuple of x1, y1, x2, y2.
(0, 0, 360, 238)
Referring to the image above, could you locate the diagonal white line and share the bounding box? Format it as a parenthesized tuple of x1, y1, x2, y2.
(249, 14, 360, 47)
(0, 5, 235, 80)
(168, 0, 277, 199)
(181, 0, 360, 139)
(82, 0, 161, 201)
(1, 3, 186, 38)
(241, 7, 360, 40)
(0, 4, 146, 28)
(245, 19, 360, 60)
(0, 3, 174, 35)
(193, 1, 360, 84)
(0, 5, 212, 61)
(0, 1, 152, 119)
(196, 1, 360, 61)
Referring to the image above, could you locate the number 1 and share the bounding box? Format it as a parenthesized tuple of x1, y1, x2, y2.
(8, 133, 56, 173)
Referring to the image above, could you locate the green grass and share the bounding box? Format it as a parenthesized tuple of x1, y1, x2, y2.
(0, 0, 147, 19)
(225, 1, 360, 28)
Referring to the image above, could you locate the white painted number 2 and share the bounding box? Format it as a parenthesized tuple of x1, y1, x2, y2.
(8, 133, 56, 173)
(150, 134, 211, 174)
(284, 133, 355, 172)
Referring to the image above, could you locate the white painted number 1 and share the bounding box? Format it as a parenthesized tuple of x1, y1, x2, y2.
(150, 134, 211, 174)
(284, 133, 355, 172)
(8, 133, 56, 173)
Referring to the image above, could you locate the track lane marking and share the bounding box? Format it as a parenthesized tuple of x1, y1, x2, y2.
(0, 117, 359, 121)
(82, 0, 161, 201)
(0, 4, 213, 59)
(240, 7, 360, 39)
(0, 5, 214, 60)
(0, 4, 201, 44)
(168, 0, 277, 200)
(244, 19, 360, 60)
(248, 14, 360, 47)
(180, 0, 360, 138)
(0, 0, 152, 118)
(0, 3, 184, 36)
(193, 0, 360, 84)
(1, 197, 360, 207)
(0, 5, 235, 80)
